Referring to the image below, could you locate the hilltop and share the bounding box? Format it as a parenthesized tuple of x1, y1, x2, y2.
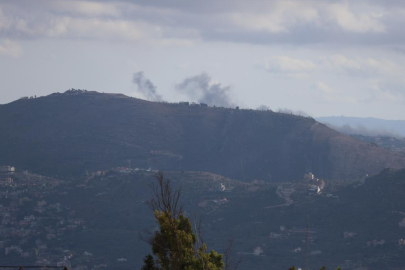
(0, 90, 405, 181)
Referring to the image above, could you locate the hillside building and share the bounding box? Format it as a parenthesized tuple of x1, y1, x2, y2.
(0, 166, 15, 173)
(304, 172, 314, 180)
(220, 183, 226, 191)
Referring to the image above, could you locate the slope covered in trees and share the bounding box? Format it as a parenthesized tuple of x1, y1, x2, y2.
(0, 90, 404, 181)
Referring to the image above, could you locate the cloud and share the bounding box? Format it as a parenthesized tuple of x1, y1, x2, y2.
(0, 39, 22, 57)
(46, 17, 145, 40)
(264, 56, 316, 78)
(175, 73, 236, 107)
(317, 81, 334, 94)
(49, 0, 121, 17)
(327, 3, 386, 33)
(368, 80, 405, 102)
(315, 81, 360, 104)
(132, 72, 162, 101)
(227, 1, 319, 33)
(0, 1, 195, 45)
(329, 55, 362, 70)
(0, 0, 401, 46)
(324, 54, 405, 79)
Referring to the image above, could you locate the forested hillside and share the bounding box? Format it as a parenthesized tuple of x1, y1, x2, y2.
(0, 90, 404, 181)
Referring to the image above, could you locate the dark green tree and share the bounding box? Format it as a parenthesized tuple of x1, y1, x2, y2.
(142, 172, 225, 270)
(142, 254, 158, 270)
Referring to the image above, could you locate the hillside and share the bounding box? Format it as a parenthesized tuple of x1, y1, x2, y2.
(0, 90, 405, 181)
(2, 168, 405, 269)
(350, 134, 405, 154)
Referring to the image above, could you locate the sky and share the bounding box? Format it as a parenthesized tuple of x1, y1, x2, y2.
(0, 0, 405, 120)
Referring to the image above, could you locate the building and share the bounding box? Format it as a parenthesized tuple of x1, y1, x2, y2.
(0, 177, 13, 185)
(220, 183, 226, 191)
(0, 166, 15, 173)
(309, 185, 321, 194)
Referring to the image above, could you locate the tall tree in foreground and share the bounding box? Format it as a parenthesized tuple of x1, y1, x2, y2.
(142, 172, 224, 270)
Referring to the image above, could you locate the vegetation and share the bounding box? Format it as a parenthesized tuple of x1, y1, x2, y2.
(1, 90, 404, 181)
(141, 172, 226, 270)
(3, 168, 405, 269)
(288, 266, 340, 270)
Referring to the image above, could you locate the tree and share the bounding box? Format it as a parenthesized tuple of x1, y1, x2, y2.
(287, 266, 341, 270)
(142, 172, 225, 270)
(142, 254, 158, 270)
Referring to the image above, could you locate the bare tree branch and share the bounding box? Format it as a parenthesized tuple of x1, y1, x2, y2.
(223, 236, 242, 270)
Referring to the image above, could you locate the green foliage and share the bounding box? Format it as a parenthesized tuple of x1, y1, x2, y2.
(142, 254, 158, 270)
(142, 172, 225, 270)
(288, 267, 297, 270)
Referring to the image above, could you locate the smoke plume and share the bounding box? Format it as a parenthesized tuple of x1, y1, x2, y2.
(132, 72, 162, 101)
(176, 73, 236, 108)
(257, 105, 273, 111)
(278, 108, 310, 117)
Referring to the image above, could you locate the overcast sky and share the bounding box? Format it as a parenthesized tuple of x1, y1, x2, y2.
(1, 0, 405, 119)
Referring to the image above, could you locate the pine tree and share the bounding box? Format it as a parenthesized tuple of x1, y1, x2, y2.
(142, 254, 158, 270)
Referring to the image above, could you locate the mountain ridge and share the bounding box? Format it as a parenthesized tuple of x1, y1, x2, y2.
(0, 90, 404, 181)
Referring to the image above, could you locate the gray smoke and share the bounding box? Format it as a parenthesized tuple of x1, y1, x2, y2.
(278, 108, 310, 117)
(132, 72, 162, 102)
(324, 123, 402, 138)
(257, 105, 273, 111)
(176, 73, 236, 108)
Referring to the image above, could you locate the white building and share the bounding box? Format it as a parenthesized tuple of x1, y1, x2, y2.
(220, 183, 226, 191)
(304, 172, 315, 180)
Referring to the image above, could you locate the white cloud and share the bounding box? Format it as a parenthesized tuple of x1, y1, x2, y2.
(45, 17, 144, 41)
(0, 0, 398, 46)
(0, 1, 195, 46)
(324, 54, 405, 82)
(264, 56, 316, 78)
(317, 81, 334, 94)
(329, 55, 362, 70)
(0, 6, 10, 31)
(365, 58, 404, 76)
(0, 39, 22, 57)
(275, 56, 316, 71)
(327, 2, 386, 33)
(316, 80, 359, 103)
(367, 78, 404, 103)
(49, 0, 121, 17)
(226, 1, 319, 33)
